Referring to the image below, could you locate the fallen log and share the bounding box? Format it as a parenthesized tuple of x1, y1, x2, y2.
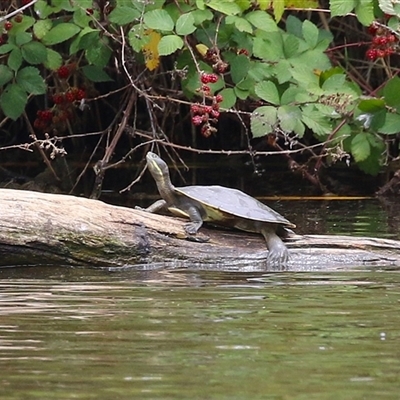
(0, 188, 399, 271)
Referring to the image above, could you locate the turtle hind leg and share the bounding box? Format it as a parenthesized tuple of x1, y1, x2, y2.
(261, 225, 289, 269)
(184, 206, 204, 235)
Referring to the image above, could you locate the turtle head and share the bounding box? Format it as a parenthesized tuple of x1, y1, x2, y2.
(146, 152, 172, 188)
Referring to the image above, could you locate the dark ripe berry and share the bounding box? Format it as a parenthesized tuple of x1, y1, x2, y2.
(52, 93, 65, 104)
(215, 94, 223, 103)
(190, 103, 201, 114)
(201, 73, 218, 84)
(57, 65, 70, 79)
(368, 23, 378, 36)
(4, 21, 13, 31)
(215, 61, 228, 74)
(34, 118, 47, 130)
(36, 109, 53, 123)
(210, 109, 220, 118)
(376, 49, 386, 58)
(192, 115, 203, 126)
(238, 48, 249, 56)
(201, 84, 210, 92)
(75, 89, 86, 100)
(204, 105, 213, 114)
(208, 74, 218, 83)
(201, 125, 211, 137)
(58, 110, 70, 121)
(14, 14, 23, 23)
(212, 102, 220, 111)
(366, 48, 378, 60)
(86, 8, 94, 15)
(201, 73, 210, 84)
(385, 47, 394, 56)
(372, 36, 382, 46)
(65, 90, 76, 103)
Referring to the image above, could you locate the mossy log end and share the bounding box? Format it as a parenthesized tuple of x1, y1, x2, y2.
(0, 188, 399, 271)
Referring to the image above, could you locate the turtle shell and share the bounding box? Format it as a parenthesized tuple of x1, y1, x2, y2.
(176, 185, 295, 228)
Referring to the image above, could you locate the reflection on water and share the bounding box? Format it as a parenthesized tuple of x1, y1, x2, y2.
(0, 199, 400, 399)
(1, 271, 400, 400)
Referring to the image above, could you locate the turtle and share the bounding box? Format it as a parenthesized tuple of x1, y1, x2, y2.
(142, 152, 296, 267)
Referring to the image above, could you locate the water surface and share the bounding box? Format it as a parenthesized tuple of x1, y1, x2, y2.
(1, 199, 400, 399)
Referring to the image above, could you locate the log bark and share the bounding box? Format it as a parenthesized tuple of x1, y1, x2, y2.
(1, 188, 399, 271)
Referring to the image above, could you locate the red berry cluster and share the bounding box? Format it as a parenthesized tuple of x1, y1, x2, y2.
(33, 87, 86, 132)
(203, 48, 229, 74)
(191, 74, 224, 137)
(366, 23, 398, 60)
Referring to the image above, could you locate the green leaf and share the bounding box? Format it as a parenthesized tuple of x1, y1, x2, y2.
(277, 105, 304, 135)
(255, 81, 280, 105)
(274, 60, 292, 84)
(70, 29, 98, 54)
(143, 9, 174, 31)
(73, 8, 92, 28)
(330, 0, 357, 17)
(8, 15, 35, 34)
(358, 98, 385, 113)
(218, 88, 236, 109)
(377, 112, 400, 134)
(383, 76, 400, 108)
(128, 25, 147, 52)
(355, 0, 375, 26)
(225, 16, 253, 33)
(281, 86, 302, 105)
(378, 0, 395, 14)
(273, 0, 285, 22)
(175, 13, 196, 35)
(15, 32, 32, 46)
(230, 54, 251, 84)
(8, 48, 22, 71)
(253, 34, 283, 62)
(33, 19, 52, 40)
(245, 10, 277, 32)
(302, 20, 319, 48)
(158, 35, 183, 56)
(34, 0, 54, 19)
(283, 35, 299, 58)
(44, 48, 62, 70)
(0, 44, 15, 54)
(0, 65, 13, 87)
(82, 65, 113, 82)
(351, 132, 371, 162)
(250, 106, 277, 138)
(86, 38, 112, 67)
(206, 0, 241, 15)
(191, 9, 213, 24)
(301, 105, 332, 137)
(42, 23, 80, 45)
(108, 6, 140, 25)
(0, 83, 27, 120)
(21, 41, 47, 64)
(16, 66, 46, 94)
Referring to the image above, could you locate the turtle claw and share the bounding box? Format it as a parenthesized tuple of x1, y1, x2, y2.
(267, 248, 289, 270)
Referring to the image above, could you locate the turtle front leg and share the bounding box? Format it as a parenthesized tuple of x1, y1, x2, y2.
(184, 206, 204, 235)
(136, 199, 167, 213)
(261, 226, 289, 268)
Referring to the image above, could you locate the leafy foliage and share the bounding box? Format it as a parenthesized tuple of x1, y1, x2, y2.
(0, 0, 400, 195)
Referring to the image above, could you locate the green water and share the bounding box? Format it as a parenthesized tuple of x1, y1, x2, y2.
(1, 199, 400, 399)
(1, 271, 400, 400)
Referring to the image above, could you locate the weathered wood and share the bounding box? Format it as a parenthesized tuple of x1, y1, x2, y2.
(1, 188, 399, 271)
